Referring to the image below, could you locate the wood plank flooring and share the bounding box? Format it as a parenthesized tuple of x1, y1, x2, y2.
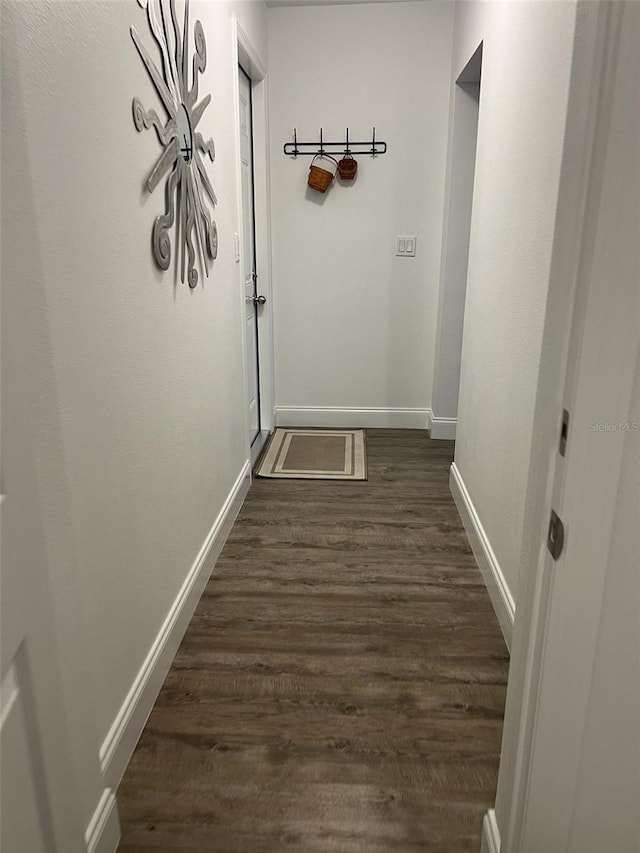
(116, 430, 508, 853)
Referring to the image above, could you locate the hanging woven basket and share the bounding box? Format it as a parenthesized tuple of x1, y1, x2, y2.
(308, 154, 338, 193)
(337, 154, 358, 180)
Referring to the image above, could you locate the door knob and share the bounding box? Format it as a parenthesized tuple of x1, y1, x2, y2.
(253, 295, 266, 306)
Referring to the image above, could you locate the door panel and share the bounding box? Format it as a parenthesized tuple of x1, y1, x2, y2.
(1, 662, 51, 853)
(512, 6, 640, 852)
(1, 408, 86, 853)
(238, 66, 260, 445)
(1, 209, 87, 853)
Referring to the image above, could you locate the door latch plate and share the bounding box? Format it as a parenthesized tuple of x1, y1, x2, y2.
(547, 509, 565, 560)
(559, 408, 569, 457)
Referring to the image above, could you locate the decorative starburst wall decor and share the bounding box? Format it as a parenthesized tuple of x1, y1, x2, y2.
(131, 0, 217, 288)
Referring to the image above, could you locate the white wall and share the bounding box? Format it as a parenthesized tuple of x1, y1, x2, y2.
(268, 1, 454, 428)
(2, 0, 266, 842)
(449, 0, 577, 604)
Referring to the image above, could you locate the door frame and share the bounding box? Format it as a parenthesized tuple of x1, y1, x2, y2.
(431, 44, 482, 441)
(238, 64, 262, 451)
(232, 21, 274, 466)
(484, 3, 629, 851)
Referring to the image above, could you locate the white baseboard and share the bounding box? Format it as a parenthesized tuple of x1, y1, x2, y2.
(449, 462, 515, 650)
(427, 409, 457, 440)
(481, 809, 501, 853)
(85, 788, 120, 853)
(274, 406, 429, 429)
(99, 461, 251, 791)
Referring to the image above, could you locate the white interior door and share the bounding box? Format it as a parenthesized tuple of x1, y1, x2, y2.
(506, 5, 640, 851)
(238, 66, 261, 450)
(1, 343, 86, 851)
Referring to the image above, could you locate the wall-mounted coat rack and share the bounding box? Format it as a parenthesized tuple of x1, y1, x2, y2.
(283, 127, 387, 158)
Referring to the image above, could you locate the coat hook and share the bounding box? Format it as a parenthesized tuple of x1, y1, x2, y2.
(282, 127, 386, 157)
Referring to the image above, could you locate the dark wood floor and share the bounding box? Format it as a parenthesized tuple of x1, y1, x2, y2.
(116, 430, 508, 853)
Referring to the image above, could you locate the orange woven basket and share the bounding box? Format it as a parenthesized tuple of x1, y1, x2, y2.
(337, 154, 358, 180)
(308, 154, 337, 193)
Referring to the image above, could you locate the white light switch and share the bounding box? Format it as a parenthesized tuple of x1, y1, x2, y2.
(396, 235, 417, 257)
(234, 233, 240, 263)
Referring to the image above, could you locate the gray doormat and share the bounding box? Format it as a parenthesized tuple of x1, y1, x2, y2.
(255, 428, 367, 480)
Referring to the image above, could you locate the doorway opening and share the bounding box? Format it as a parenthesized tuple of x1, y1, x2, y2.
(238, 64, 262, 454)
(235, 24, 274, 466)
(431, 43, 482, 441)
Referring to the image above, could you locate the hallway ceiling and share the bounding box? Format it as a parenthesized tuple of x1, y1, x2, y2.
(265, 0, 422, 6)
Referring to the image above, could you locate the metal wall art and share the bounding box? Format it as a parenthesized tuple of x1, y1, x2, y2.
(131, 0, 217, 288)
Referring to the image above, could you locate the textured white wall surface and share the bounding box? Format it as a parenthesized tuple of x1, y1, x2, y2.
(2, 0, 266, 826)
(267, 1, 454, 416)
(451, 0, 577, 601)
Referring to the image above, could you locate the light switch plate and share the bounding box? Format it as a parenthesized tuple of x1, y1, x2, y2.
(234, 233, 240, 263)
(396, 235, 417, 257)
